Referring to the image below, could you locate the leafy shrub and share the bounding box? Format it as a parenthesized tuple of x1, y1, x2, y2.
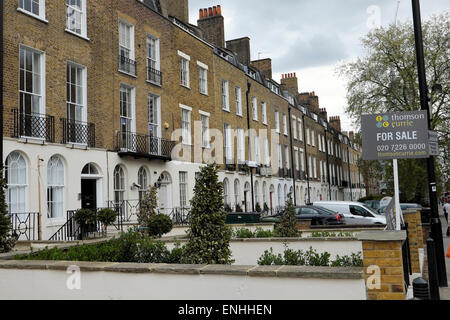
(147, 214, 173, 237)
(255, 203, 262, 213)
(235, 204, 243, 213)
(234, 228, 254, 238)
(138, 187, 158, 227)
(74, 209, 97, 226)
(254, 227, 274, 238)
(257, 245, 363, 267)
(277, 193, 298, 237)
(97, 209, 117, 227)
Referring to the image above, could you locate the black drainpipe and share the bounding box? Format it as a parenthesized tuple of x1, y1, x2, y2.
(245, 81, 255, 212)
(302, 114, 310, 204)
(0, 0, 4, 167)
(288, 106, 296, 205)
(324, 128, 331, 200)
(347, 145, 353, 201)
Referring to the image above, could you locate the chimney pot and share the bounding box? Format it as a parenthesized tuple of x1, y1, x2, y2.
(199, 9, 204, 19)
(217, 5, 222, 15)
(213, 6, 217, 16)
(294, 72, 296, 77)
(208, 7, 213, 16)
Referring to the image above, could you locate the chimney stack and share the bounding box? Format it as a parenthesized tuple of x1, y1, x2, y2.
(280, 72, 299, 96)
(329, 116, 342, 132)
(165, 0, 189, 24)
(319, 108, 328, 121)
(251, 58, 272, 79)
(198, 5, 225, 48)
(226, 37, 251, 66)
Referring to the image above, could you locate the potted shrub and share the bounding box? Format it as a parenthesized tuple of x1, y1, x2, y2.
(255, 203, 262, 213)
(97, 208, 117, 236)
(74, 209, 97, 240)
(235, 204, 243, 213)
(147, 214, 173, 238)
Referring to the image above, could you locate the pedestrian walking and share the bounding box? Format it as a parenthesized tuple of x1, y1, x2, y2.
(444, 199, 450, 224)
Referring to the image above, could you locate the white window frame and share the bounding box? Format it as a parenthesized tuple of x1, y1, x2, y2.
(18, 0, 47, 22)
(283, 114, 288, 136)
(306, 128, 311, 145)
(179, 171, 188, 208)
(147, 35, 161, 83)
(292, 116, 297, 140)
(222, 79, 230, 111)
(178, 51, 190, 88)
(252, 96, 258, 121)
(224, 123, 233, 164)
(119, 19, 135, 75)
(263, 138, 270, 166)
(65, 0, 88, 39)
(6, 152, 28, 215)
(298, 120, 303, 141)
(262, 102, 267, 125)
(47, 156, 65, 220)
(254, 135, 261, 165)
(275, 111, 280, 134)
(180, 104, 192, 146)
(235, 86, 242, 116)
(198, 63, 208, 95)
(200, 111, 210, 148)
(311, 130, 316, 147)
(284, 146, 290, 170)
(237, 128, 245, 163)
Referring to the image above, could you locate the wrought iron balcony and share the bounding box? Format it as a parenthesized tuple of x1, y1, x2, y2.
(12, 109, 55, 142)
(225, 163, 237, 172)
(147, 67, 162, 86)
(116, 131, 175, 160)
(61, 118, 96, 147)
(119, 55, 137, 76)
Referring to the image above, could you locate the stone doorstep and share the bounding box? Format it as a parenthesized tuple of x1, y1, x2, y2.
(0, 260, 364, 279)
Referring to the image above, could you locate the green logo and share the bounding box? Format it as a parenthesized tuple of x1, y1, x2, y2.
(376, 115, 389, 128)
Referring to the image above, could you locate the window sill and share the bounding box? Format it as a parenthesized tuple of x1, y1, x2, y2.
(146, 80, 162, 87)
(236, 113, 243, 118)
(18, 137, 46, 145)
(200, 92, 208, 96)
(180, 84, 191, 90)
(17, 8, 48, 24)
(66, 143, 89, 150)
(65, 29, 90, 41)
(222, 108, 231, 113)
(118, 70, 137, 78)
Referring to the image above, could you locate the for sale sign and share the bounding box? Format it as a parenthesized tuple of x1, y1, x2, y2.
(361, 111, 429, 160)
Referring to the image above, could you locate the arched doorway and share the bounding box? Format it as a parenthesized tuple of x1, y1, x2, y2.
(158, 172, 172, 215)
(244, 182, 250, 213)
(81, 163, 102, 210)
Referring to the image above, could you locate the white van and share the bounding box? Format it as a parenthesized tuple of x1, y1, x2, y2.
(313, 201, 387, 225)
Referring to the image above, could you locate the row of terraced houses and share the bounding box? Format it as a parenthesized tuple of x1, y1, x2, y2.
(1, 0, 366, 240)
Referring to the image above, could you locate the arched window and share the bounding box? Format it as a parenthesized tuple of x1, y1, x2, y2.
(114, 165, 125, 206)
(223, 178, 230, 206)
(138, 167, 148, 202)
(47, 156, 64, 218)
(262, 182, 267, 208)
(234, 179, 240, 209)
(82, 163, 99, 175)
(277, 184, 282, 208)
(284, 185, 288, 206)
(5, 152, 27, 214)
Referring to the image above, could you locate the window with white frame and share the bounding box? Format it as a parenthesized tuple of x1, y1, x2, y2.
(181, 106, 191, 145)
(237, 128, 245, 163)
(222, 79, 229, 111)
(235, 87, 242, 116)
(278, 144, 283, 169)
(300, 149, 305, 173)
(311, 130, 315, 147)
(178, 51, 190, 88)
(66, 62, 87, 143)
(119, 20, 135, 74)
(179, 172, 187, 207)
(294, 148, 299, 171)
(234, 179, 240, 208)
(322, 136, 326, 152)
(284, 146, 290, 169)
(19, 46, 45, 138)
(254, 135, 261, 165)
(147, 36, 160, 84)
(263, 138, 270, 166)
(306, 128, 311, 145)
(262, 102, 267, 124)
(66, 0, 87, 37)
(47, 156, 65, 219)
(223, 178, 230, 206)
(298, 120, 303, 141)
(308, 156, 312, 178)
(6, 152, 27, 215)
(255, 181, 260, 206)
(224, 123, 233, 163)
(292, 117, 297, 140)
(18, 0, 45, 20)
(119, 85, 135, 149)
(148, 93, 160, 153)
(275, 111, 280, 133)
(252, 97, 258, 121)
(283, 114, 288, 136)
(201, 113, 210, 148)
(114, 165, 125, 208)
(198, 66, 208, 95)
(138, 166, 148, 202)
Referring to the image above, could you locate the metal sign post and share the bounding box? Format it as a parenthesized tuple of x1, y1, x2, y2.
(393, 159, 401, 231)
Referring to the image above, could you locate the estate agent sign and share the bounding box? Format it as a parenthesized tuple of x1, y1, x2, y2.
(361, 111, 429, 161)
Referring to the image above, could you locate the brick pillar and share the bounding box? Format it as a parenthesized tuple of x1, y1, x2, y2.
(403, 209, 424, 274)
(358, 230, 407, 300)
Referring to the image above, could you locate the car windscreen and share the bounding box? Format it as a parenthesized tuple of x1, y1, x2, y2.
(314, 206, 339, 215)
(362, 204, 380, 216)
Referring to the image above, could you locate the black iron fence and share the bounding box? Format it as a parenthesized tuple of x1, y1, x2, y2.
(49, 210, 81, 241)
(147, 67, 162, 85)
(168, 207, 191, 226)
(10, 213, 39, 241)
(12, 109, 55, 142)
(401, 223, 412, 289)
(119, 55, 136, 76)
(61, 118, 95, 147)
(116, 132, 175, 159)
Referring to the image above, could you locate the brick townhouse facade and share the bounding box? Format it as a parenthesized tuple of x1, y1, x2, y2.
(1, 0, 365, 240)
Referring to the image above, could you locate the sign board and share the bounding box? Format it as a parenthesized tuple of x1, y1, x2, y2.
(429, 130, 439, 156)
(384, 196, 404, 231)
(361, 111, 429, 160)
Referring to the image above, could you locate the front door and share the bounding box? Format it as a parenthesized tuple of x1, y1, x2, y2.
(81, 179, 97, 210)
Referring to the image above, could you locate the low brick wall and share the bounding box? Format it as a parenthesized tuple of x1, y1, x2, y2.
(403, 209, 424, 274)
(0, 260, 365, 300)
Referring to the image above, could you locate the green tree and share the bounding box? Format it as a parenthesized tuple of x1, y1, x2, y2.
(339, 13, 450, 201)
(183, 164, 233, 264)
(277, 193, 298, 238)
(137, 186, 158, 227)
(0, 169, 16, 253)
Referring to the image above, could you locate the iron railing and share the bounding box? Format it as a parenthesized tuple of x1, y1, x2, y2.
(119, 55, 136, 76)
(48, 210, 81, 241)
(147, 67, 162, 85)
(116, 132, 175, 160)
(10, 212, 39, 241)
(61, 118, 95, 147)
(225, 163, 237, 171)
(401, 223, 412, 289)
(107, 200, 141, 224)
(168, 207, 191, 226)
(12, 109, 55, 142)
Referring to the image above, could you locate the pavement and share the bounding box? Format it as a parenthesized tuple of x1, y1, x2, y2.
(438, 205, 450, 300)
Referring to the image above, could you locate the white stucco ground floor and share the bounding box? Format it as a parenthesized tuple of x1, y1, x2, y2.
(4, 138, 365, 240)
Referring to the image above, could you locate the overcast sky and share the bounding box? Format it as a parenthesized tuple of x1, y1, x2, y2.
(189, 0, 449, 132)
